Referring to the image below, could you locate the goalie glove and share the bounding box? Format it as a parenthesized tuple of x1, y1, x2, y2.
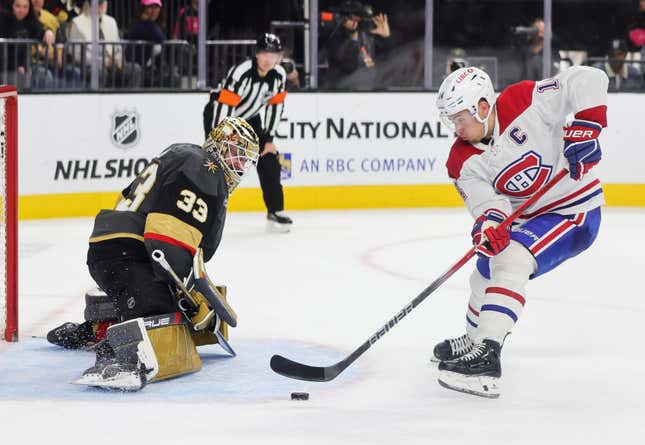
(563, 120, 602, 180)
(184, 249, 238, 328)
(189, 291, 216, 331)
(471, 210, 510, 257)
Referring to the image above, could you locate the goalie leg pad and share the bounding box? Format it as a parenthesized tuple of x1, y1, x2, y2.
(145, 313, 202, 381)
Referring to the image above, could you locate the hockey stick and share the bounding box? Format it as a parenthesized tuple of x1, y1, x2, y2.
(270, 168, 569, 382)
(151, 250, 236, 356)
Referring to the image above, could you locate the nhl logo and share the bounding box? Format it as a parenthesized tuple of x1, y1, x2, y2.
(111, 110, 140, 149)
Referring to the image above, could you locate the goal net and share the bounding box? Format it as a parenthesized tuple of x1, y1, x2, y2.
(0, 85, 18, 342)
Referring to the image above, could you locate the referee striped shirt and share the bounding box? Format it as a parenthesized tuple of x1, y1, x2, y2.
(207, 58, 287, 141)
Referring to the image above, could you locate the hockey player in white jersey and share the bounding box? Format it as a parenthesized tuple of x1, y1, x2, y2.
(433, 66, 608, 398)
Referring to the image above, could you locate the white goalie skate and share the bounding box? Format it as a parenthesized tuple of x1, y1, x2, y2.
(74, 318, 158, 391)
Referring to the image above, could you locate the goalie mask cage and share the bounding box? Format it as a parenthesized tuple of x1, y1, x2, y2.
(0, 85, 18, 342)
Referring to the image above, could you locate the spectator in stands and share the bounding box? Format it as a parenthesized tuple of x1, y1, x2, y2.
(172, 0, 198, 45)
(33, 0, 59, 34)
(171, 0, 198, 77)
(32, 0, 81, 87)
(518, 17, 559, 80)
(69, 0, 141, 87)
(126, 0, 177, 87)
(128, 0, 165, 45)
(126, 0, 165, 64)
(625, 0, 645, 53)
(0, 0, 54, 88)
(325, 0, 391, 90)
(593, 38, 643, 91)
(44, 0, 70, 24)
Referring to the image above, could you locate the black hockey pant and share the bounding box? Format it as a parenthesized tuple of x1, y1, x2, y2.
(88, 259, 178, 322)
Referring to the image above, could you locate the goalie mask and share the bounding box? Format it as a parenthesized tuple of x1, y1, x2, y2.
(203, 117, 260, 194)
(437, 67, 496, 137)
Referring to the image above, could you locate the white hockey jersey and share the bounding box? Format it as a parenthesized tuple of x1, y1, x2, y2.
(446, 66, 609, 222)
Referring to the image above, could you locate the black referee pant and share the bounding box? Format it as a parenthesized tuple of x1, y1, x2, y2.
(246, 114, 284, 214)
(257, 152, 284, 214)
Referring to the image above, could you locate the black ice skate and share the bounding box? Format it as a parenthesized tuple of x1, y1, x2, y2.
(267, 211, 293, 233)
(47, 321, 97, 349)
(431, 333, 473, 362)
(437, 339, 502, 398)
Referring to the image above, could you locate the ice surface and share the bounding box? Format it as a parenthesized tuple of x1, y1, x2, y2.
(1, 208, 644, 444)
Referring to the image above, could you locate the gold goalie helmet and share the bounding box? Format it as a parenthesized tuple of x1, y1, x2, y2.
(203, 117, 260, 194)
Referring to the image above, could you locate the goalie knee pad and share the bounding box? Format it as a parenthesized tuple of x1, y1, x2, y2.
(84, 287, 118, 322)
(47, 288, 117, 349)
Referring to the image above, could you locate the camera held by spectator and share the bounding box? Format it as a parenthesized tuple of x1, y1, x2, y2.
(512, 26, 539, 37)
(322, 1, 391, 89)
(321, 1, 376, 33)
(280, 55, 300, 90)
(515, 17, 558, 80)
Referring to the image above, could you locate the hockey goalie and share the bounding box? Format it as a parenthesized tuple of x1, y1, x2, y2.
(47, 117, 259, 391)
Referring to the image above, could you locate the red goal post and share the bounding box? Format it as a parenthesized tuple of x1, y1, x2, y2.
(0, 85, 18, 342)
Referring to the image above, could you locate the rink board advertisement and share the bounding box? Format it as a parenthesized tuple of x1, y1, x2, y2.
(17, 92, 645, 218)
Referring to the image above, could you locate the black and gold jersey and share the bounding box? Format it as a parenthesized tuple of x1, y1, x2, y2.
(87, 143, 229, 281)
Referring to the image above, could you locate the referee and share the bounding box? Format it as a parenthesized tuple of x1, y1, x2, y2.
(203, 33, 292, 232)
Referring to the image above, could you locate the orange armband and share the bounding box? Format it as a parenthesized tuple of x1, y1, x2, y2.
(268, 90, 287, 105)
(217, 89, 242, 107)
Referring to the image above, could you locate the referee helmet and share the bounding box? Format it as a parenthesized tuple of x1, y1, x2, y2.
(256, 33, 283, 53)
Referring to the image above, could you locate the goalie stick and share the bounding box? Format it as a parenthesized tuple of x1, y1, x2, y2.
(270, 168, 569, 382)
(151, 250, 236, 356)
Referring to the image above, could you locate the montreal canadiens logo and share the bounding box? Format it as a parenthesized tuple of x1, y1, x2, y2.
(493, 151, 553, 197)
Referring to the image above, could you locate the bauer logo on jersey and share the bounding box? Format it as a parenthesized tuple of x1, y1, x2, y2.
(111, 110, 140, 149)
(493, 151, 553, 197)
(279, 152, 292, 180)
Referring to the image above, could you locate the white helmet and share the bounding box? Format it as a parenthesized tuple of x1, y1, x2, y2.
(436, 67, 496, 135)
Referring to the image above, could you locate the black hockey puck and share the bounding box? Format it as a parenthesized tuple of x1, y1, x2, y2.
(290, 392, 309, 401)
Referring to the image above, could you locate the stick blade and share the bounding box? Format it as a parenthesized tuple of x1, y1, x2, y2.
(270, 354, 337, 382)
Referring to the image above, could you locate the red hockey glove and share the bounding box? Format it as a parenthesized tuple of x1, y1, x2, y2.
(471, 210, 510, 257)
